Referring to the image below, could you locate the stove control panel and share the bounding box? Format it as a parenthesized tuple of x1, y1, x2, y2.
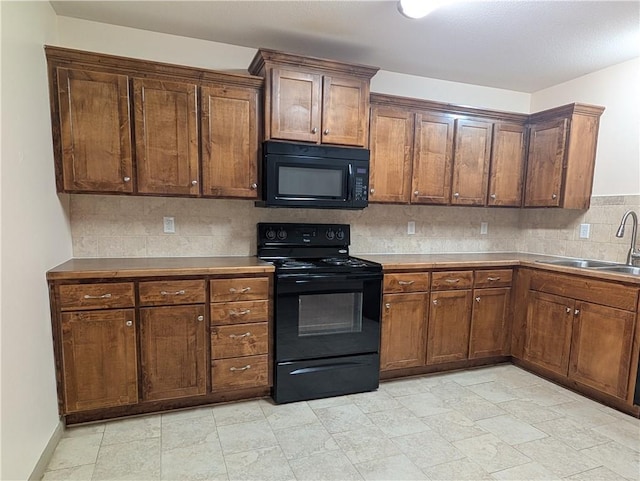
(258, 223, 350, 247)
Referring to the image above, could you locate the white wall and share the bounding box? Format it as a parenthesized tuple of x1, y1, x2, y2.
(0, 2, 72, 480)
(531, 58, 640, 196)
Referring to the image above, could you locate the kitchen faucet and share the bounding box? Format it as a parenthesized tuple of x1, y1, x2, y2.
(615, 210, 640, 266)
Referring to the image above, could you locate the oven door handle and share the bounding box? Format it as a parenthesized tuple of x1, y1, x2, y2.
(289, 360, 372, 375)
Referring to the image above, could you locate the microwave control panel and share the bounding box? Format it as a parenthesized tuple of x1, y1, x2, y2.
(353, 165, 368, 202)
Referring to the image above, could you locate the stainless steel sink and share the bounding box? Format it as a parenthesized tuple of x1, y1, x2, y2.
(592, 265, 640, 276)
(536, 259, 618, 268)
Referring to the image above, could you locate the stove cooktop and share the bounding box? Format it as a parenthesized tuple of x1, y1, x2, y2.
(268, 256, 380, 274)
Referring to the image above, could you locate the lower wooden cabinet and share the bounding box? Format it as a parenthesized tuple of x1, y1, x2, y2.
(140, 305, 207, 401)
(61, 309, 138, 413)
(426, 290, 472, 364)
(469, 287, 511, 359)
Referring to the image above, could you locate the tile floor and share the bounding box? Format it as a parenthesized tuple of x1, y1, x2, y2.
(42, 365, 640, 480)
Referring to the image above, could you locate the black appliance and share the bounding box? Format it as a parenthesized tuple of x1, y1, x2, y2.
(257, 222, 382, 404)
(257, 141, 370, 210)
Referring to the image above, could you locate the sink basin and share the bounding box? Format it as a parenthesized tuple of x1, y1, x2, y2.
(592, 265, 640, 276)
(537, 259, 618, 268)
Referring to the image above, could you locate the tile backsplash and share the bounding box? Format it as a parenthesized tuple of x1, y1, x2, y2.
(69, 194, 639, 263)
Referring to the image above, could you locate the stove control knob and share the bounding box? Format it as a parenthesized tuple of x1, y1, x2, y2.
(325, 229, 335, 240)
(265, 228, 276, 241)
(277, 229, 288, 240)
(336, 229, 345, 241)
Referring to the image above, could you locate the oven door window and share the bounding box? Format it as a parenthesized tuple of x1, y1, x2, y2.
(298, 292, 363, 336)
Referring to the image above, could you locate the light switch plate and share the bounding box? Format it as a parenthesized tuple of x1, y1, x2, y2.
(163, 216, 175, 234)
(407, 221, 416, 235)
(579, 223, 590, 239)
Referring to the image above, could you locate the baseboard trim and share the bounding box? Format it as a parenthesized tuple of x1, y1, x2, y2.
(29, 420, 64, 481)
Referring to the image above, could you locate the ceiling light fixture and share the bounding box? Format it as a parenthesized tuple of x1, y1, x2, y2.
(397, 0, 453, 19)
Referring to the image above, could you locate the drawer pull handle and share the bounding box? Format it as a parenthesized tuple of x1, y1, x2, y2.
(229, 332, 251, 339)
(487, 277, 501, 281)
(229, 365, 251, 372)
(566, 307, 572, 313)
(397, 280, 414, 285)
(475, 297, 481, 302)
(229, 287, 251, 294)
(160, 290, 185, 296)
(444, 279, 460, 284)
(230, 309, 251, 316)
(83, 293, 112, 299)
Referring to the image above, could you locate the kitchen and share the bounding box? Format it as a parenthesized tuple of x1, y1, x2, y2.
(2, 1, 640, 480)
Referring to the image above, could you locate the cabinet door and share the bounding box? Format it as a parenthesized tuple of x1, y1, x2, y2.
(426, 290, 473, 365)
(140, 305, 206, 401)
(569, 302, 635, 399)
(488, 123, 526, 206)
(56, 68, 133, 193)
(133, 78, 199, 195)
(411, 112, 455, 205)
(322, 75, 369, 147)
(201, 85, 259, 198)
(451, 119, 493, 205)
(380, 293, 428, 370)
(270, 68, 321, 143)
(524, 118, 568, 207)
(61, 309, 137, 413)
(468, 287, 511, 359)
(369, 106, 413, 203)
(524, 290, 573, 376)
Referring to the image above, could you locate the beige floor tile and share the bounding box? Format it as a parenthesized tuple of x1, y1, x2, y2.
(314, 403, 374, 434)
(261, 400, 319, 431)
(391, 430, 465, 469)
(217, 419, 278, 455)
(592, 419, 640, 452)
(354, 453, 427, 480)
(514, 437, 600, 478)
(453, 433, 532, 473)
(440, 367, 502, 386)
(467, 381, 519, 403)
(378, 377, 430, 397)
(497, 399, 564, 425)
(580, 441, 640, 480)
(422, 457, 493, 480)
(332, 426, 402, 464)
(289, 450, 363, 480)
(427, 380, 478, 401)
(101, 415, 161, 446)
(93, 438, 161, 480)
(306, 394, 353, 409)
(160, 406, 214, 425)
(211, 399, 267, 426)
(534, 416, 611, 450)
(46, 433, 103, 471)
(224, 445, 295, 481)
(550, 400, 620, 428)
(161, 442, 228, 481)
(476, 414, 548, 445)
(366, 407, 430, 438)
(42, 464, 96, 481)
(490, 461, 561, 480)
(161, 415, 220, 451)
(348, 389, 401, 413)
(395, 391, 452, 417)
(422, 410, 488, 442)
(446, 395, 507, 421)
(564, 466, 629, 480)
(62, 423, 105, 438)
(515, 384, 576, 407)
(273, 421, 339, 460)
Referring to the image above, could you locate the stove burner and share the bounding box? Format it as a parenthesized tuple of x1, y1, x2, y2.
(321, 257, 368, 268)
(276, 260, 315, 269)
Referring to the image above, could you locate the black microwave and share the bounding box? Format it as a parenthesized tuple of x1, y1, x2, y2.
(258, 141, 370, 209)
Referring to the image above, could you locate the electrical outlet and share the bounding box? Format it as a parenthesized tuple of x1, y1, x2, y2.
(480, 222, 488, 235)
(579, 223, 591, 239)
(163, 216, 175, 234)
(407, 221, 416, 235)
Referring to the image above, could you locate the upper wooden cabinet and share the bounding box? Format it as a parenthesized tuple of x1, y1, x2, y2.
(524, 104, 604, 209)
(488, 123, 527, 206)
(451, 118, 493, 206)
(46, 46, 262, 199)
(249, 49, 378, 147)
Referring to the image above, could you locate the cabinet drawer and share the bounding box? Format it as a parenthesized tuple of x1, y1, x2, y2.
(212, 354, 269, 391)
(59, 283, 135, 311)
(384, 273, 430, 293)
(139, 279, 206, 306)
(210, 300, 269, 325)
(431, 271, 473, 290)
(474, 269, 512, 288)
(211, 323, 268, 359)
(210, 278, 269, 302)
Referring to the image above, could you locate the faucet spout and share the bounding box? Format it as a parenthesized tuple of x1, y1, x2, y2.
(616, 210, 639, 266)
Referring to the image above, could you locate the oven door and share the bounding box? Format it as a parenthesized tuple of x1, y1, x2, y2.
(274, 272, 382, 362)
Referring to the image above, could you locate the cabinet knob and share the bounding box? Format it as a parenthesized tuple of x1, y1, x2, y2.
(414, 191, 419, 196)
(123, 176, 131, 183)
(552, 193, 557, 199)
(370, 188, 375, 194)
(574, 309, 580, 316)
(453, 192, 460, 198)
(125, 320, 133, 327)
(191, 180, 198, 186)
(197, 315, 204, 322)
(311, 127, 318, 134)
(475, 297, 481, 302)
(566, 307, 572, 313)
(385, 303, 391, 309)
(490, 193, 497, 199)
(324, 129, 330, 135)
(251, 183, 257, 189)
(433, 299, 439, 305)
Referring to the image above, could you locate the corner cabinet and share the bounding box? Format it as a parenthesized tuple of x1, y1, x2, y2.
(46, 46, 262, 199)
(249, 48, 378, 147)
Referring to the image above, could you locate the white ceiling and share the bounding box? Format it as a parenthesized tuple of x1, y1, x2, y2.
(50, 0, 640, 93)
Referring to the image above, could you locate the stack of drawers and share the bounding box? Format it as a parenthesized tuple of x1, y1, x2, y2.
(210, 277, 270, 390)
